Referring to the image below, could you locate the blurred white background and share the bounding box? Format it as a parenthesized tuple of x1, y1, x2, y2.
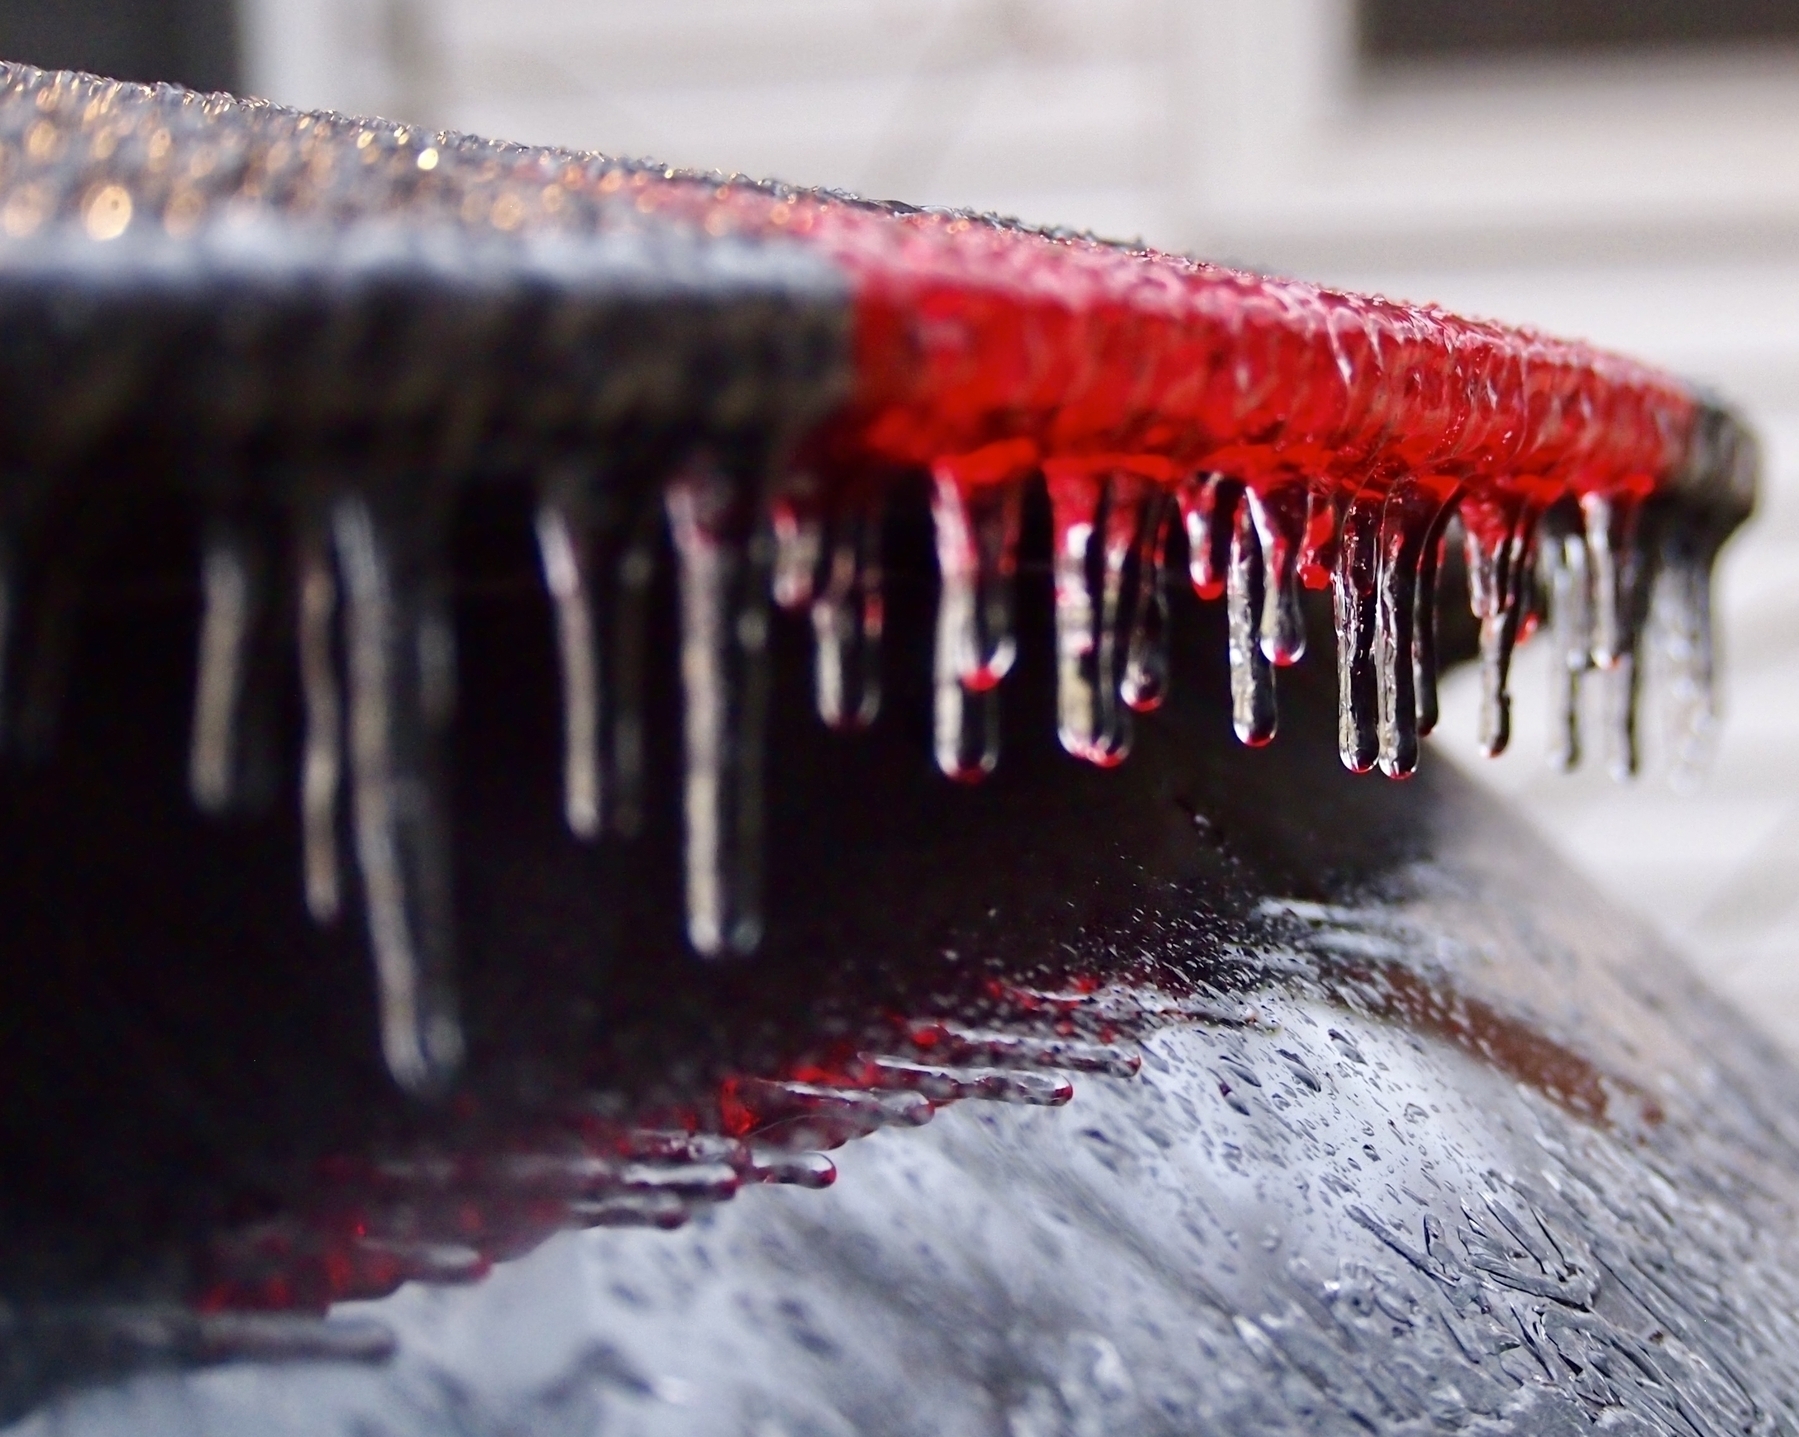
(15, 0, 1799, 1046)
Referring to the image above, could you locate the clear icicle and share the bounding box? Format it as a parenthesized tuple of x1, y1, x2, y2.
(933, 608, 999, 782)
(535, 497, 602, 839)
(1653, 544, 1719, 786)
(812, 493, 884, 731)
(1332, 491, 1382, 771)
(331, 492, 463, 1094)
(1227, 495, 1277, 747)
(666, 461, 772, 958)
(1179, 473, 1232, 600)
(609, 507, 659, 840)
(1374, 483, 1442, 779)
(296, 517, 342, 924)
(1412, 503, 1457, 738)
(770, 478, 824, 613)
(1603, 653, 1641, 782)
(191, 523, 262, 814)
(1543, 518, 1592, 773)
(1582, 492, 1639, 670)
(1121, 493, 1171, 712)
(1050, 473, 1137, 766)
(930, 473, 1022, 691)
(1463, 500, 1537, 759)
(1246, 483, 1309, 665)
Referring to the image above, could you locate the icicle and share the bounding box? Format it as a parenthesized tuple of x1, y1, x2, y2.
(930, 472, 1022, 691)
(1581, 492, 1640, 670)
(1541, 514, 1591, 773)
(811, 491, 883, 731)
(1120, 493, 1171, 712)
(1245, 482, 1308, 664)
(1602, 653, 1641, 782)
(1653, 540, 1718, 786)
(296, 517, 342, 924)
(1411, 504, 1456, 740)
(1179, 473, 1232, 600)
(1374, 483, 1444, 779)
(1331, 490, 1382, 772)
(608, 503, 659, 841)
(770, 476, 823, 612)
(1050, 473, 1138, 766)
(1461, 498, 1537, 759)
(1227, 496, 1277, 747)
(666, 460, 772, 958)
(189, 523, 262, 815)
(1581, 491, 1656, 780)
(331, 492, 463, 1094)
(534, 496, 602, 839)
(933, 613, 999, 782)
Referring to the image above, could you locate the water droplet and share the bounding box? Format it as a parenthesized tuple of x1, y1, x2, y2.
(930, 471, 1022, 690)
(1332, 490, 1382, 772)
(331, 491, 464, 1093)
(811, 490, 883, 730)
(666, 459, 771, 958)
(1245, 482, 1308, 664)
(1120, 492, 1172, 712)
(534, 494, 602, 838)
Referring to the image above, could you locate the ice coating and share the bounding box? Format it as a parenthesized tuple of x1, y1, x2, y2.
(0, 63, 1757, 1093)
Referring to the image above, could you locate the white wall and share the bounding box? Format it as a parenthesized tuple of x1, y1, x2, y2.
(239, 0, 1799, 1050)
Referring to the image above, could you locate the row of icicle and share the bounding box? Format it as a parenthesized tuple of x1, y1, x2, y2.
(136, 441, 1745, 1095)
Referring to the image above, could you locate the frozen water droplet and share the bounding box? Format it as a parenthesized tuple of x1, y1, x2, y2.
(1246, 483, 1308, 664)
(535, 495, 602, 839)
(296, 515, 342, 925)
(190, 522, 262, 815)
(1228, 495, 1277, 747)
(1332, 491, 1382, 771)
(1374, 483, 1447, 779)
(1541, 511, 1591, 773)
(811, 491, 883, 730)
(331, 492, 464, 1093)
(1050, 472, 1137, 765)
(930, 471, 1022, 690)
(1120, 493, 1171, 712)
(1179, 472, 1232, 600)
(667, 460, 771, 958)
(770, 477, 823, 612)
